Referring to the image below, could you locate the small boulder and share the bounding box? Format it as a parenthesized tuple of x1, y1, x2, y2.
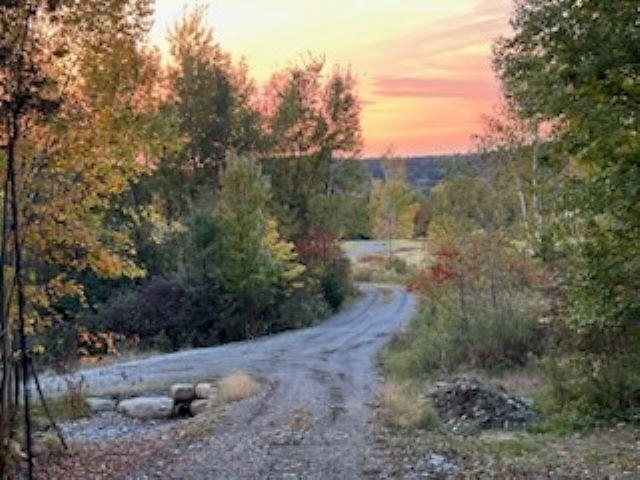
(169, 383, 196, 402)
(195, 382, 217, 400)
(117, 396, 173, 420)
(190, 399, 210, 416)
(86, 397, 116, 413)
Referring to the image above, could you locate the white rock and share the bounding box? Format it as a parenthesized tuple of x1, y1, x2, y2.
(86, 397, 116, 413)
(117, 396, 173, 420)
(190, 399, 210, 416)
(195, 382, 217, 400)
(169, 383, 196, 401)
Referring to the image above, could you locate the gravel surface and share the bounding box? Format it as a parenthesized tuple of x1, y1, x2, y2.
(44, 284, 418, 479)
(60, 412, 173, 443)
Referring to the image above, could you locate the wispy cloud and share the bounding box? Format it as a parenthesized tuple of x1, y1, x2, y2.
(372, 76, 498, 100)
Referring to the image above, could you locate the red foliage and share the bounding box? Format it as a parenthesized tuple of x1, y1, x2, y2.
(295, 229, 341, 265)
(407, 246, 474, 293)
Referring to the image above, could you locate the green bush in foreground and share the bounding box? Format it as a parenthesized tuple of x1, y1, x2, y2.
(540, 355, 640, 424)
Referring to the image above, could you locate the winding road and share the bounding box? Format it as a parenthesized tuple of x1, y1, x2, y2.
(44, 283, 417, 478)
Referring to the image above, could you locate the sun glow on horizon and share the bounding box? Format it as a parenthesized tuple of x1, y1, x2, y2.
(150, 0, 512, 157)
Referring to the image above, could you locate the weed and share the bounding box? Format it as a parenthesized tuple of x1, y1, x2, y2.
(218, 372, 261, 403)
(379, 381, 439, 430)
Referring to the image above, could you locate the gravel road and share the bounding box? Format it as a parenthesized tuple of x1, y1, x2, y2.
(44, 284, 417, 479)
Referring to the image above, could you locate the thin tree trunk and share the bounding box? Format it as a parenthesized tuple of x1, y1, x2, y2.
(29, 358, 67, 450)
(8, 113, 32, 478)
(531, 141, 543, 246)
(0, 118, 13, 478)
(515, 175, 532, 249)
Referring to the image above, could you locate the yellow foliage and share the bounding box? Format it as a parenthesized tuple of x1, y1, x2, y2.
(264, 219, 306, 285)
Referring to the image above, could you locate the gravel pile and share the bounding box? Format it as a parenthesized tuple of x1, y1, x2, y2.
(426, 377, 539, 434)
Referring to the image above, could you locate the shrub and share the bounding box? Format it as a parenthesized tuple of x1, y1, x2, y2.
(541, 354, 640, 423)
(270, 290, 330, 332)
(296, 230, 353, 311)
(385, 255, 409, 275)
(321, 257, 352, 311)
(379, 381, 439, 430)
(85, 277, 225, 351)
(218, 372, 261, 402)
(383, 295, 545, 380)
(400, 234, 549, 374)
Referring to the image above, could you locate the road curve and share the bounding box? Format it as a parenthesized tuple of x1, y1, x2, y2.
(45, 284, 417, 479)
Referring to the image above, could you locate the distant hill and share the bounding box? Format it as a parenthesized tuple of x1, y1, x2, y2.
(360, 154, 477, 194)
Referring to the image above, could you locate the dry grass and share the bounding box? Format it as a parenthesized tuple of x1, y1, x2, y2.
(469, 366, 544, 399)
(217, 371, 261, 403)
(349, 239, 428, 285)
(379, 381, 439, 430)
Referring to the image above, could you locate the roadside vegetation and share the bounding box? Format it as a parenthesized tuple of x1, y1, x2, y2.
(2, 3, 372, 374)
(384, 0, 639, 430)
(377, 0, 639, 476)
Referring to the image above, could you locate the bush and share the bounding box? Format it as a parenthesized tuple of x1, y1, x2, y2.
(80, 272, 333, 355)
(382, 299, 545, 380)
(541, 354, 640, 423)
(296, 229, 354, 312)
(85, 277, 225, 351)
(385, 255, 409, 275)
(321, 258, 352, 311)
(379, 381, 439, 430)
(270, 290, 330, 332)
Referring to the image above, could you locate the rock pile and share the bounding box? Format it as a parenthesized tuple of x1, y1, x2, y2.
(86, 382, 218, 420)
(426, 377, 539, 434)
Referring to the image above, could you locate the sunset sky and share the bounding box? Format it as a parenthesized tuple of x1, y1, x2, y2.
(150, 0, 513, 157)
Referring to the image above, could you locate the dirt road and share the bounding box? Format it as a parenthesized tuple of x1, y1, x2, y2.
(44, 284, 416, 479)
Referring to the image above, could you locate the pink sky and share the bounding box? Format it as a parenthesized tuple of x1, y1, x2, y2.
(151, 0, 513, 157)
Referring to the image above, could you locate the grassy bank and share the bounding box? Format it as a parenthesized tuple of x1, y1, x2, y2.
(377, 304, 640, 477)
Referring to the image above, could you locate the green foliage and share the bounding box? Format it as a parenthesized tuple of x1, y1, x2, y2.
(382, 296, 544, 381)
(320, 257, 351, 311)
(268, 290, 330, 333)
(383, 158, 550, 378)
(215, 154, 305, 297)
(168, 6, 262, 190)
(540, 355, 640, 424)
(295, 229, 353, 311)
(494, 0, 640, 420)
(24, 4, 361, 367)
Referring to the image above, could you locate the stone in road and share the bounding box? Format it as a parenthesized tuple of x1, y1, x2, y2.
(45, 284, 416, 479)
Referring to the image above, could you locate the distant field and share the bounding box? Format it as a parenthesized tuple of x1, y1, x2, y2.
(342, 239, 427, 284)
(342, 239, 425, 264)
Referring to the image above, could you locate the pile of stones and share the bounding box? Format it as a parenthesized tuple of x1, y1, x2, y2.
(86, 382, 217, 420)
(426, 376, 539, 434)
